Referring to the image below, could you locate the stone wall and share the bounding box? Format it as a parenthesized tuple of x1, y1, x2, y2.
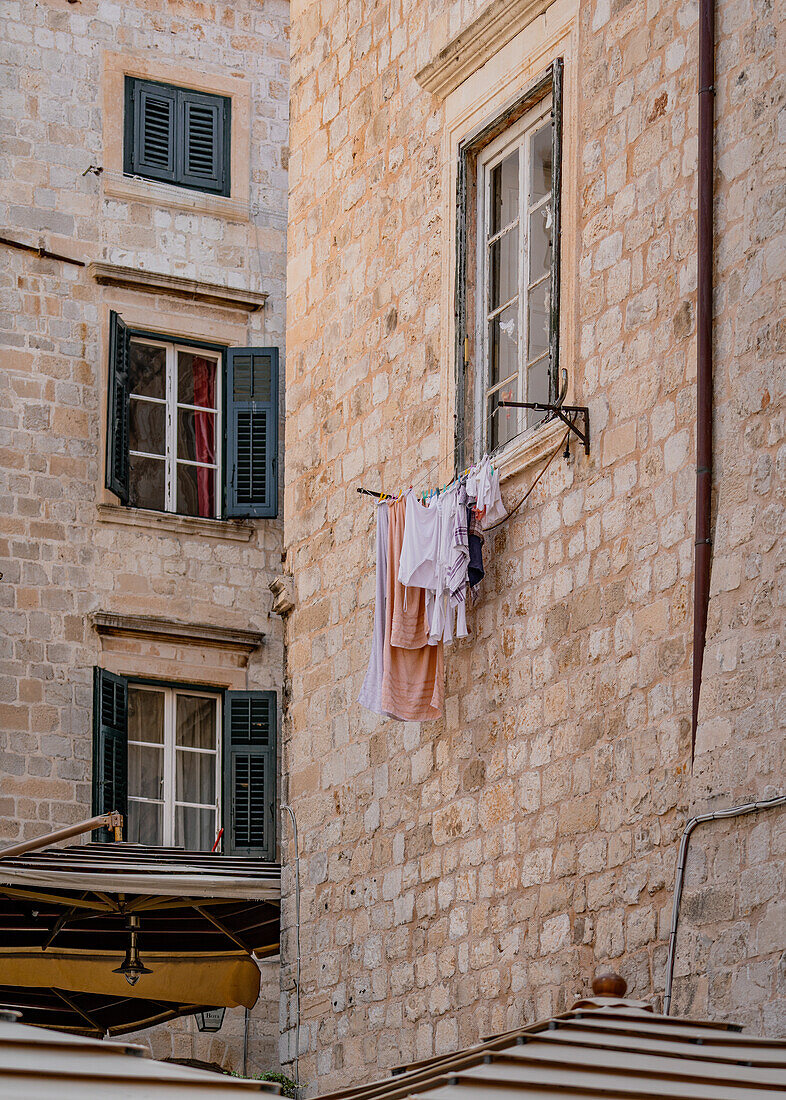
(0, 0, 289, 1074)
(282, 0, 783, 1089)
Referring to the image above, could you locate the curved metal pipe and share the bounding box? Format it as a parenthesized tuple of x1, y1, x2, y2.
(282, 804, 302, 1091)
(663, 794, 786, 1015)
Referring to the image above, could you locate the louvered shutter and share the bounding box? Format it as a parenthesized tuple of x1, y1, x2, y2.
(225, 347, 279, 518)
(128, 79, 177, 183)
(91, 669, 128, 842)
(180, 90, 229, 195)
(105, 310, 130, 503)
(223, 692, 277, 859)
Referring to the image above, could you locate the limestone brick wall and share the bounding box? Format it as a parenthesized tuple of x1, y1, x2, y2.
(282, 0, 783, 1090)
(0, 0, 289, 1075)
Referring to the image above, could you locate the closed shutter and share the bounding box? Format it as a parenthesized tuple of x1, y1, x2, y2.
(105, 310, 130, 503)
(549, 58, 564, 401)
(124, 77, 229, 196)
(223, 691, 276, 859)
(180, 91, 229, 195)
(92, 669, 128, 842)
(128, 79, 177, 183)
(225, 347, 279, 518)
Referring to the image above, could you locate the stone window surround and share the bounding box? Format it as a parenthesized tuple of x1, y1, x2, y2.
(101, 51, 252, 223)
(433, 0, 579, 484)
(97, 299, 259, 520)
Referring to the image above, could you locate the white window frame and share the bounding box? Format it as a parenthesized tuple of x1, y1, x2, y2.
(475, 94, 553, 455)
(127, 683, 222, 848)
(128, 338, 222, 517)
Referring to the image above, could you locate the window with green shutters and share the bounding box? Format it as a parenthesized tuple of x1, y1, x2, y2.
(91, 670, 277, 857)
(124, 77, 231, 196)
(105, 317, 279, 519)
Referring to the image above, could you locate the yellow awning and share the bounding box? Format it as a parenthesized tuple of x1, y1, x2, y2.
(0, 949, 260, 1009)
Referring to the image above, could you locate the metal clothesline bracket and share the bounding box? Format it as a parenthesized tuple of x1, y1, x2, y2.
(496, 400, 591, 456)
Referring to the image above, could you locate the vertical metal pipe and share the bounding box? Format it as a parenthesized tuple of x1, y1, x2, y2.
(692, 0, 716, 754)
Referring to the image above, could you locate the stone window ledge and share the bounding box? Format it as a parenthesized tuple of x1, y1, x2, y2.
(97, 503, 255, 541)
(91, 611, 264, 655)
(102, 170, 251, 224)
(89, 261, 266, 312)
(494, 415, 568, 484)
(416, 0, 555, 99)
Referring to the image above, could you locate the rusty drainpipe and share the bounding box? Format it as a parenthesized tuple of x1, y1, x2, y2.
(691, 0, 715, 757)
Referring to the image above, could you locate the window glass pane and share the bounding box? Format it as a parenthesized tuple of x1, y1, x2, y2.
(488, 227, 518, 312)
(176, 805, 217, 851)
(178, 353, 217, 408)
(527, 357, 550, 429)
(177, 461, 216, 518)
(127, 800, 163, 846)
(128, 743, 164, 801)
(177, 408, 216, 464)
(529, 206, 552, 284)
(129, 343, 166, 399)
(489, 151, 519, 236)
(489, 375, 520, 451)
(129, 399, 165, 456)
(528, 279, 550, 361)
(176, 695, 217, 749)
(530, 121, 552, 203)
(128, 688, 165, 744)
(129, 454, 165, 511)
(176, 749, 216, 806)
(488, 301, 518, 388)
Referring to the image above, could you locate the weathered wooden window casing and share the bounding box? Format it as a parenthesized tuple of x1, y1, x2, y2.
(123, 77, 231, 197)
(454, 59, 563, 468)
(92, 669, 277, 859)
(105, 315, 279, 518)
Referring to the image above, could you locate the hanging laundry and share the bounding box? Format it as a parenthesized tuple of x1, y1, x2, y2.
(358, 501, 393, 717)
(380, 497, 444, 722)
(471, 455, 506, 528)
(467, 504, 485, 596)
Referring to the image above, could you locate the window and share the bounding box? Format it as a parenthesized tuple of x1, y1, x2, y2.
(128, 338, 221, 518)
(127, 684, 221, 850)
(106, 312, 279, 518)
(92, 669, 277, 858)
(124, 77, 231, 196)
(454, 60, 563, 467)
(479, 100, 553, 450)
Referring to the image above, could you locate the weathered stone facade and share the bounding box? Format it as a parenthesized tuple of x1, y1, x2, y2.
(1, 0, 288, 1076)
(281, 0, 784, 1089)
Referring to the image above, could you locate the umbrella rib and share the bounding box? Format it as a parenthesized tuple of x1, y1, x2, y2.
(192, 904, 252, 953)
(43, 898, 87, 950)
(51, 986, 104, 1033)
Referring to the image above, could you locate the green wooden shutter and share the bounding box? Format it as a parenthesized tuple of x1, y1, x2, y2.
(126, 78, 177, 183)
(223, 691, 276, 859)
(180, 90, 230, 196)
(92, 669, 128, 842)
(105, 310, 130, 503)
(225, 347, 279, 518)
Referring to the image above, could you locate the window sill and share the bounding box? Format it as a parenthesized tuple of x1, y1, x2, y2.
(493, 415, 567, 483)
(97, 503, 256, 541)
(102, 170, 251, 224)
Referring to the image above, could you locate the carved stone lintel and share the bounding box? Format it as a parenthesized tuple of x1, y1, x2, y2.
(269, 575, 295, 617)
(89, 261, 267, 312)
(415, 0, 554, 99)
(90, 611, 265, 653)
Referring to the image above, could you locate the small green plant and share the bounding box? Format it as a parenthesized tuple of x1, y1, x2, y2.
(229, 1069, 300, 1096)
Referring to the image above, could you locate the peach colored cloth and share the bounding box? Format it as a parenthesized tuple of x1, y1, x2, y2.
(381, 498, 444, 721)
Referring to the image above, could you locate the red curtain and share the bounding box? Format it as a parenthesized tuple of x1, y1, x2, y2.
(193, 357, 215, 517)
